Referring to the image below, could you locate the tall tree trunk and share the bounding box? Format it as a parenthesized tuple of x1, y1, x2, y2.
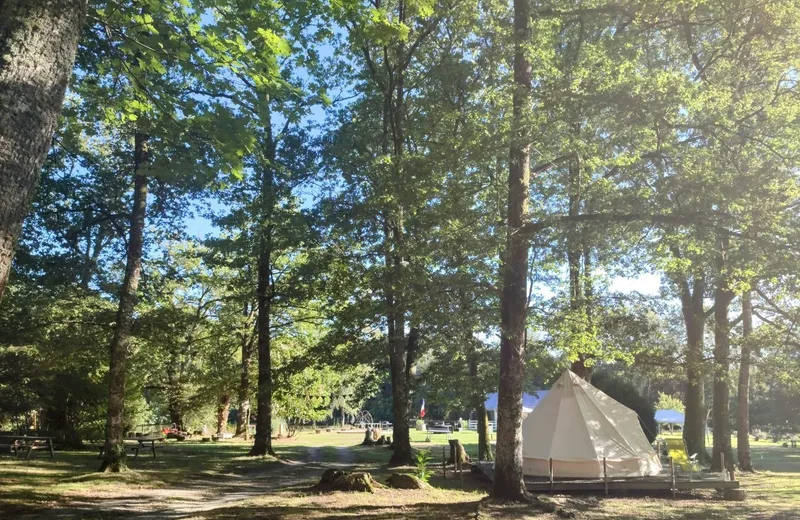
(166, 366, 185, 431)
(469, 345, 493, 461)
(712, 236, 734, 472)
(236, 328, 253, 437)
(0, 0, 85, 302)
(478, 402, 493, 462)
(387, 299, 412, 466)
(493, 0, 532, 501)
(578, 240, 594, 382)
(567, 154, 590, 379)
(738, 289, 753, 471)
(680, 275, 708, 464)
(100, 132, 149, 472)
(583, 241, 593, 321)
(250, 100, 276, 457)
(216, 394, 231, 436)
(386, 2, 413, 467)
(566, 156, 581, 307)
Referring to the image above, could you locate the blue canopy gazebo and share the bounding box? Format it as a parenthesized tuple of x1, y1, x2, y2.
(655, 409, 685, 434)
(471, 391, 549, 432)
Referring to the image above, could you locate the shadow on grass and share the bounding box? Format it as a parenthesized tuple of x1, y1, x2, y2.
(2, 438, 798, 519)
(200, 496, 481, 520)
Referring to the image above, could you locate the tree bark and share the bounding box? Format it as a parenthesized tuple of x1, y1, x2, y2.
(387, 312, 413, 466)
(0, 0, 86, 302)
(100, 132, 149, 472)
(493, 0, 532, 501)
(236, 325, 253, 437)
(738, 289, 753, 471)
(680, 274, 708, 464)
(216, 394, 231, 436)
(711, 235, 734, 472)
(478, 402, 493, 461)
(249, 100, 276, 457)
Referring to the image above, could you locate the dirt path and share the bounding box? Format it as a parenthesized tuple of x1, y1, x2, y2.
(60, 462, 314, 520)
(4, 446, 365, 520)
(9, 457, 328, 520)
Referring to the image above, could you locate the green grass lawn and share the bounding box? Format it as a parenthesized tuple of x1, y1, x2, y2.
(0, 431, 798, 519)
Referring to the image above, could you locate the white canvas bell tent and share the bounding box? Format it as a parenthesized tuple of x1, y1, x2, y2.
(521, 370, 662, 478)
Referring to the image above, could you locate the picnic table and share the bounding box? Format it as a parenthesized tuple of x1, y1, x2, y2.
(98, 435, 164, 460)
(425, 424, 453, 441)
(0, 435, 56, 460)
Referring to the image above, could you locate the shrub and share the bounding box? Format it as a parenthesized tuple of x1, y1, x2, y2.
(413, 449, 433, 483)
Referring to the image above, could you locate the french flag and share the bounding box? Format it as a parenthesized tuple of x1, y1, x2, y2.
(419, 399, 426, 418)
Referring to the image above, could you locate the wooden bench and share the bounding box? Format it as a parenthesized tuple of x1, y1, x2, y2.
(18, 442, 54, 459)
(0, 442, 18, 456)
(98, 443, 141, 459)
(0, 436, 56, 459)
(98, 436, 162, 460)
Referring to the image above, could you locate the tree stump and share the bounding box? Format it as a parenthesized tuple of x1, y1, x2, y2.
(331, 472, 381, 492)
(362, 428, 382, 446)
(448, 439, 471, 466)
(319, 469, 346, 486)
(315, 470, 382, 493)
(724, 488, 747, 501)
(362, 428, 374, 446)
(386, 473, 427, 489)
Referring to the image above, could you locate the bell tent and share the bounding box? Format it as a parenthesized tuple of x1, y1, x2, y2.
(521, 370, 662, 478)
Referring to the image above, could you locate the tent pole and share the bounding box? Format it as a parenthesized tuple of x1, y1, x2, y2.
(603, 457, 608, 496)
